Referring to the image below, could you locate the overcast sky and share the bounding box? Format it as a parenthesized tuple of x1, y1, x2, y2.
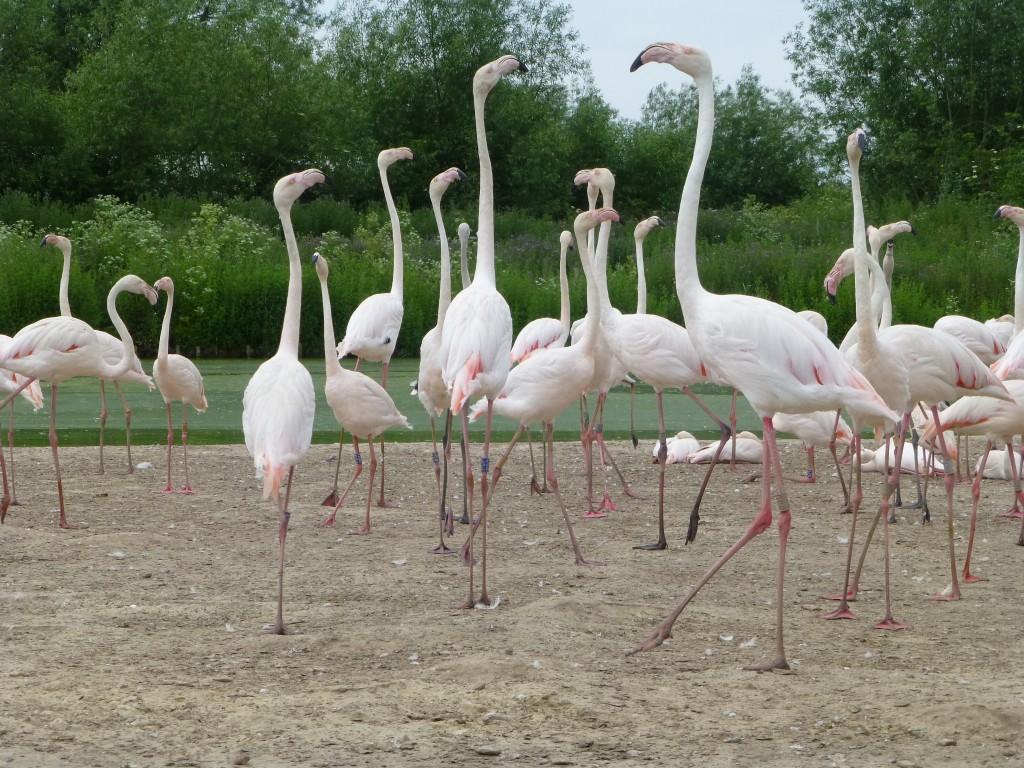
(564, 0, 808, 120)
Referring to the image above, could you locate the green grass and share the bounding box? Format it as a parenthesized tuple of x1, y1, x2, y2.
(3, 358, 762, 448)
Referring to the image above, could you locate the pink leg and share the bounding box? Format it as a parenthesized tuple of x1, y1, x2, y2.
(829, 409, 852, 514)
(461, 425, 527, 563)
(98, 380, 108, 475)
(874, 420, 911, 630)
(636, 389, 670, 550)
(7, 402, 19, 506)
(821, 430, 864, 618)
(114, 381, 134, 473)
(162, 402, 175, 494)
(322, 426, 345, 507)
(0, 377, 37, 520)
(268, 467, 295, 635)
(375, 362, 395, 509)
(546, 422, 602, 566)
(352, 437, 377, 535)
(928, 406, 961, 601)
(961, 440, 992, 583)
(50, 384, 79, 530)
(180, 404, 194, 494)
(317, 438, 362, 528)
(589, 394, 621, 514)
(428, 411, 455, 555)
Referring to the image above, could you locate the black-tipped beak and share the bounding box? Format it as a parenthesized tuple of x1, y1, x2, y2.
(857, 131, 867, 152)
(994, 207, 1005, 219)
(517, 60, 529, 73)
(629, 53, 645, 72)
(39, 236, 47, 248)
(826, 289, 837, 306)
(456, 169, 469, 181)
(311, 251, 321, 264)
(909, 226, 917, 235)
(655, 217, 666, 227)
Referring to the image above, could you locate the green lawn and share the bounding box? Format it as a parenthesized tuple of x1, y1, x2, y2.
(2, 358, 762, 447)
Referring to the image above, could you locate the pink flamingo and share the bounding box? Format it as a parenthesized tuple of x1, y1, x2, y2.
(42, 234, 154, 473)
(989, 206, 1024, 380)
(440, 54, 526, 609)
(330, 147, 413, 509)
(627, 43, 898, 669)
(467, 208, 622, 567)
(414, 167, 468, 552)
(0, 335, 44, 507)
(242, 168, 324, 635)
(152, 276, 208, 494)
(0, 274, 159, 528)
(313, 253, 410, 535)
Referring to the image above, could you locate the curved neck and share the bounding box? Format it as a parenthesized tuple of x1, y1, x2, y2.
(558, 240, 571, 334)
(1015, 226, 1024, 335)
(381, 163, 404, 297)
(433, 195, 452, 327)
(635, 239, 647, 314)
(850, 152, 878, 357)
(158, 285, 173, 360)
(473, 83, 496, 286)
(865, 255, 893, 329)
(59, 246, 72, 317)
(101, 282, 138, 379)
(276, 200, 302, 358)
(318, 273, 344, 378)
(575, 227, 602, 349)
(674, 69, 714, 313)
(595, 189, 615, 316)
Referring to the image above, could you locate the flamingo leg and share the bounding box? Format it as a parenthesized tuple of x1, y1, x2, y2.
(375, 361, 395, 509)
(822, 427, 865, 617)
(476, 402, 496, 608)
(162, 402, 175, 494)
(98, 380, 108, 475)
(874, 420, 911, 630)
(353, 437, 376, 535)
(526, 427, 544, 495)
(457, 409, 478, 608)
(7, 402, 18, 506)
(728, 389, 738, 471)
(928, 405, 962, 602)
(546, 421, 602, 566)
(829, 409, 852, 514)
(317, 439, 362, 528)
(268, 466, 295, 635)
(180, 403, 194, 494)
(0, 377, 37, 520)
(429, 409, 456, 555)
(461, 424, 525, 565)
(49, 384, 78, 529)
(114, 381, 134, 473)
(635, 389, 669, 551)
(962, 440, 993, 583)
(629, 379, 638, 448)
(999, 441, 1024, 519)
(322, 426, 346, 507)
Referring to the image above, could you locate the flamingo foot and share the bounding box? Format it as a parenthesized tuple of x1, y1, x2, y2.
(821, 589, 858, 602)
(820, 605, 857, 620)
(375, 498, 397, 509)
(349, 525, 371, 536)
(161, 486, 175, 495)
(581, 508, 607, 519)
(634, 537, 668, 551)
(457, 511, 470, 524)
(873, 616, 911, 630)
(742, 654, 791, 673)
(315, 515, 337, 529)
(596, 494, 619, 512)
(529, 476, 542, 495)
(998, 507, 1023, 519)
(321, 490, 339, 507)
(263, 622, 291, 636)
(179, 485, 196, 495)
(929, 591, 961, 602)
(458, 540, 479, 567)
(622, 485, 639, 499)
(475, 593, 497, 609)
(428, 542, 456, 555)
(962, 571, 988, 583)
(59, 519, 86, 530)
(626, 623, 672, 656)
(575, 557, 605, 567)
(8, 499, 20, 507)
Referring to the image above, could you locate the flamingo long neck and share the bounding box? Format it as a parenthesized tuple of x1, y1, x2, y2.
(318, 274, 344, 380)
(558, 238, 571, 335)
(850, 151, 879, 360)
(576, 227, 602, 352)
(101, 280, 140, 380)
(382, 163, 405, 297)
(635, 238, 647, 314)
(595, 187, 615, 317)
(865, 255, 893, 329)
(158, 285, 174, 362)
(58, 243, 72, 317)
(276, 200, 302, 358)
(1015, 226, 1024, 336)
(882, 242, 894, 292)
(433, 194, 452, 328)
(473, 82, 497, 287)
(674, 67, 715, 316)
(459, 225, 472, 290)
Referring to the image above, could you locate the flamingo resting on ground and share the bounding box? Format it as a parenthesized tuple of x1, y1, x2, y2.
(153, 277, 208, 494)
(242, 168, 324, 635)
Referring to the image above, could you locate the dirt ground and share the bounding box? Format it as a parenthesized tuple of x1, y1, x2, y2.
(1, 437, 1022, 768)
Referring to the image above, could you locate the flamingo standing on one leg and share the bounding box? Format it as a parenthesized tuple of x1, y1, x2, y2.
(626, 42, 898, 669)
(440, 54, 526, 610)
(152, 276, 208, 494)
(0, 336, 44, 508)
(242, 168, 324, 635)
(330, 147, 413, 509)
(313, 254, 411, 535)
(414, 167, 468, 553)
(0, 275, 159, 528)
(41, 234, 154, 473)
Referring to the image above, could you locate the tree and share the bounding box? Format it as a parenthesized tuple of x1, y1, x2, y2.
(785, 0, 1024, 201)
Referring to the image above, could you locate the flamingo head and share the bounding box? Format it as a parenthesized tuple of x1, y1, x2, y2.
(846, 128, 867, 165)
(559, 230, 574, 252)
(273, 168, 326, 208)
(634, 215, 665, 242)
(868, 220, 916, 255)
(824, 247, 855, 304)
(115, 274, 159, 306)
(429, 166, 467, 204)
(312, 251, 329, 281)
(473, 55, 527, 96)
(458, 222, 471, 243)
(154, 276, 174, 295)
(995, 205, 1024, 226)
(573, 167, 615, 203)
(379, 147, 414, 171)
(630, 42, 711, 80)
(573, 207, 622, 243)
(40, 233, 72, 257)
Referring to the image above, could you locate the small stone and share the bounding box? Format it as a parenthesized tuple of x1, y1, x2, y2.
(232, 754, 250, 766)
(940, 738, 958, 747)
(475, 746, 501, 756)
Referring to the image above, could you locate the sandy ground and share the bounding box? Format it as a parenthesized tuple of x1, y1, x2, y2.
(1, 437, 1023, 768)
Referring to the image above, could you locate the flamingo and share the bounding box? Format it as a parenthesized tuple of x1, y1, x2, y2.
(241, 168, 324, 635)
(509, 230, 574, 494)
(626, 42, 898, 669)
(330, 147, 413, 509)
(0, 274, 159, 528)
(975, 448, 1018, 480)
(313, 253, 411, 535)
(440, 53, 525, 610)
(413, 167, 468, 552)
(985, 315, 1014, 349)
(0, 335, 44, 507)
(858, 438, 942, 476)
(152, 276, 208, 494)
(687, 432, 763, 464)
(466, 208, 622, 567)
(989, 206, 1024, 380)
(650, 430, 700, 465)
(42, 234, 154, 473)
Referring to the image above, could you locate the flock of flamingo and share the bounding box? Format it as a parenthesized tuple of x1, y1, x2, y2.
(2, 43, 1024, 666)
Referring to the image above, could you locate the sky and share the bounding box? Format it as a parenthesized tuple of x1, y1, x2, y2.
(564, 0, 809, 120)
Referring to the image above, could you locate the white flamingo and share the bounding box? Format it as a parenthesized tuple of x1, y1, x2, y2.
(989, 206, 1024, 379)
(42, 234, 154, 473)
(313, 253, 410, 535)
(0, 335, 44, 508)
(331, 146, 413, 508)
(626, 43, 897, 669)
(152, 276, 207, 494)
(687, 432, 763, 464)
(440, 54, 526, 609)
(0, 275, 159, 528)
(241, 168, 324, 635)
(651, 430, 700, 465)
